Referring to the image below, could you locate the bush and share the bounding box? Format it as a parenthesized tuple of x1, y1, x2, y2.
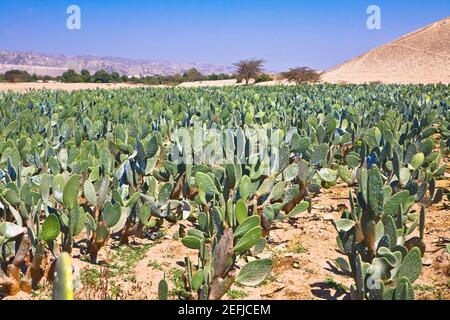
(93, 70, 111, 83)
(4, 70, 32, 83)
(255, 73, 273, 83)
(183, 68, 204, 82)
(80, 69, 92, 82)
(61, 69, 83, 83)
(207, 73, 234, 81)
(281, 67, 321, 84)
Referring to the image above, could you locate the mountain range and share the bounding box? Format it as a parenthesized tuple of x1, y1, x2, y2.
(0, 49, 235, 77)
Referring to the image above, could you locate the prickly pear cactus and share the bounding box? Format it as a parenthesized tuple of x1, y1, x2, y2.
(52, 253, 74, 300)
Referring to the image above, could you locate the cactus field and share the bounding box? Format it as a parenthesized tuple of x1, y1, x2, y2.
(0, 84, 449, 300)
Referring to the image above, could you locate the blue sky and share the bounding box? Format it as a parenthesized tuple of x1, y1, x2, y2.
(0, 0, 449, 71)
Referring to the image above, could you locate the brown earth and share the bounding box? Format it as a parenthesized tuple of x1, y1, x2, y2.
(322, 16, 450, 84)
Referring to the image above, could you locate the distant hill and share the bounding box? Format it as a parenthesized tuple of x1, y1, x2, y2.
(0, 49, 235, 77)
(323, 16, 450, 84)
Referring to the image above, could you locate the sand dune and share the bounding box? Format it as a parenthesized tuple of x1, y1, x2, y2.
(322, 16, 450, 84)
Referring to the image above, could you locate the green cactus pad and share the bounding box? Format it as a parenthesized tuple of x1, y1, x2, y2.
(63, 175, 80, 209)
(158, 278, 169, 300)
(234, 215, 260, 239)
(396, 247, 422, 283)
(367, 166, 384, 218)
(236, 259, 273, 286)
(52, 252, 74, 300)
(233, 226, 262, 255)
(394, 277, 415, 300)
(182, 236, 203, 250)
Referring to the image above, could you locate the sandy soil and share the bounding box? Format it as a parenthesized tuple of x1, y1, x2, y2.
(177, 79, 296, 88)
(177, 79, 243, 87)
(322, 16, 450, 84)
(0, 82, 160, 93)
(0, 79, 292, 92)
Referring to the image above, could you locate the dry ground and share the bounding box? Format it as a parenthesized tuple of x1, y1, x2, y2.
(0, 82, 162, 93)
(322, 16, 450, 84)
(177, 79, 293, 88)
(0, 79, 294, 92)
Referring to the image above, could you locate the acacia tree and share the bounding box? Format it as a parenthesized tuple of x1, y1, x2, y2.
(234, 59, 264, 85)
(281, 67, 322, 84)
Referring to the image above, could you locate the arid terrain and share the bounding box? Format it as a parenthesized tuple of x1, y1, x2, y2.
(0, 82, 159, 93)
(0, 49, 234, 77)
(322, 16, 450, 84)
(0, 79, 293, 92)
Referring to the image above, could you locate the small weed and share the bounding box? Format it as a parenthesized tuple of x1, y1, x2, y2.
(78, 243, 153, 299)
(413, 283, 447, 300)
(259, 275, 277, 286)
(108, 243, 150, 276)
(290, 242, 308, 254)
(169, 268, 191, 299)
(413, 284, 434, 292)
(80, 267, 101, 287)
(304, 267, 316, 274)
(30, 284, 51, 300)
(227, 289, 249, 299)
(79, 266, 126, 300)
(324, 276, 348, 292)
(269, 247, 283, 255)
(125, 274, 137, 283)
(148, 260, 163, 270)
(108, 280, 123, 300)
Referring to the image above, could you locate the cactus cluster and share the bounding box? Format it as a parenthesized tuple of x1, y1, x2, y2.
(0, 84, 448, 299)
(332, 102, 448, 299)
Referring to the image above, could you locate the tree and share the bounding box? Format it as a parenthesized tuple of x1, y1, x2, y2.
(183, 68, 203, 82)
(61, 69, 82, 83)
(93, 70, 111, 83)
(110, 72, 121, 83)
(80, 69, 92, 82)
(4, 70, 32, 83)
(233, 59, 264, 85)
(281, 67, 322, 84)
